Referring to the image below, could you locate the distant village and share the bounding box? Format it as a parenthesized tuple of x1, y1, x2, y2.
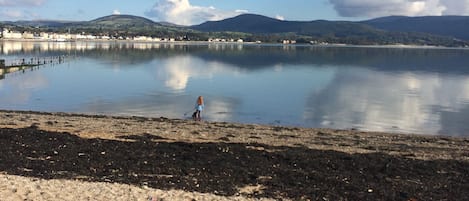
(1, 28, 184, 42)
(0, 28, 303, 44)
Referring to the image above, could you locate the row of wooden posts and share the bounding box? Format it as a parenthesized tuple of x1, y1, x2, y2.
(0, 55, 70, 79)
(0, 55, 67, 69)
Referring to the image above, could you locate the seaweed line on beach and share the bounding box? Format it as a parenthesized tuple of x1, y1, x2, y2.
(0, 110, 468, 200)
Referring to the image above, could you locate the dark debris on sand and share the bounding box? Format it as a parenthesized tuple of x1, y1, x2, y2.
(0, 126, 468, 201)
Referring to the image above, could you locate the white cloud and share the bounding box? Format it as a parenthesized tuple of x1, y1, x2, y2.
(0, 0, 45, 6)
(328, 0, 469, 18)
(0, 8, 40, 20)
(113, 10, 121, 15)
(275, 15, 285, 20)
(0, 10, 25, 19)
(235, 9, 248, 13)
(0, 0, 44, 20)
(441, 0, 469, 15)
(145, 0, 248, 25)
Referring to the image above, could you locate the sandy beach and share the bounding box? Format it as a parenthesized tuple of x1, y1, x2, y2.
(0, 110, 467, 200)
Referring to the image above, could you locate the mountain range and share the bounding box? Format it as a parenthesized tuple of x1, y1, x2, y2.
(362, 15, 469, 41)
(191, 14, 469, 42)
(190, 14, 469, 46)
(4, 15, 161, 28)
(191, 14, 380, 36)
(2, 14, 469, 46)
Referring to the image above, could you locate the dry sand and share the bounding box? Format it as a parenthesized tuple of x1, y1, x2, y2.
(0, 110, 468, 200)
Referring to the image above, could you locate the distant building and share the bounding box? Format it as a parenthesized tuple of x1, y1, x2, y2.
(133, 36, 149, 41)
(282, 40, 296, 44)
(2, 29, 23, 39)
(40, 32, 49, 40)
(22, 32, 34, 39)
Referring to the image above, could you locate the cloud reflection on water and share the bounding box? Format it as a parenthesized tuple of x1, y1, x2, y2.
(2, 41, 469, 136)
(304, 67, 469, 135)
(156, 55, 244, 91)
(0, 71, 48, 104)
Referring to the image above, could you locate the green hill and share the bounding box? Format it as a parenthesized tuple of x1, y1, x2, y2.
(362, 16, 469, 41)
(192, 14, 378, 36)
(2, 14, 469, 46)
(64, 15, 189, 37)
(191, 14, 468, 46)
(86, 15, 161, 28)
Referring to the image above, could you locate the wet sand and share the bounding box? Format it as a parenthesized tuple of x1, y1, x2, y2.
(0, 110, 468, 200)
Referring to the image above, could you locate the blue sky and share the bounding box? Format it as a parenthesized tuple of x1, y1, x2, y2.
(1, 0, 469, 25)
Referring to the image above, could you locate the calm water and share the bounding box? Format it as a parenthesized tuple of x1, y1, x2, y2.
(1, 41, 469, 136)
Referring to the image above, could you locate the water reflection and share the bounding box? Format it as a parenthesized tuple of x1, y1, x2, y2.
(0, 71, 49, 104)
(3, 41, 469, 73)
(1, 41, 469, 136)
(157, 55, 244, 90)
(304, 68, 469, 136)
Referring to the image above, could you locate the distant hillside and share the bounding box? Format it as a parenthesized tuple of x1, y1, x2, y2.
(192, 14, 287, 33)
(86, 15, 161, 28)
(0, 14, 202, 39)
(2, 14, 468, 46)
(362, 16, 469, 40)
(3, 20, 76, 28)
(158, 21, 187, 28)
(191, 14, 467, 46)
(191, 14, 379, 36)
(1, 15, 166, 32)
(66, 15, 186, 37)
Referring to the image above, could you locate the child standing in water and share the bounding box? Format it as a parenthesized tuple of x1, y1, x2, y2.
(193, 96, 204, 121)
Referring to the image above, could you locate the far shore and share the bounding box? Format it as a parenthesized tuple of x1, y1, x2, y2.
(2, 38, 469, 49)
(0, 109, 468, 200)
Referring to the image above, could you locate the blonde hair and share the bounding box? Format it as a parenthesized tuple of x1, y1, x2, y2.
(197, 96, 204, 105)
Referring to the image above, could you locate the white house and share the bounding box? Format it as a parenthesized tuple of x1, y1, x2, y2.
(282, 40, 297, 44)
(22, 32, 34, 39)
(133, 36, 149, 41)
(2, 29, 23, 39)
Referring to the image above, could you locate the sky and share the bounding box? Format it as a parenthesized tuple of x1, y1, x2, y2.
(1, 0, 469, 25)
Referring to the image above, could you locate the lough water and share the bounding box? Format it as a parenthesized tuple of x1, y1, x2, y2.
(1, 41, 469, 136)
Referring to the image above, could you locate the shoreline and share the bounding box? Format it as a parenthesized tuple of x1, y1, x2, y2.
(0, 109, 468, 200)
(2, 38, 469, 50)
(1, 109, 468, 157)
